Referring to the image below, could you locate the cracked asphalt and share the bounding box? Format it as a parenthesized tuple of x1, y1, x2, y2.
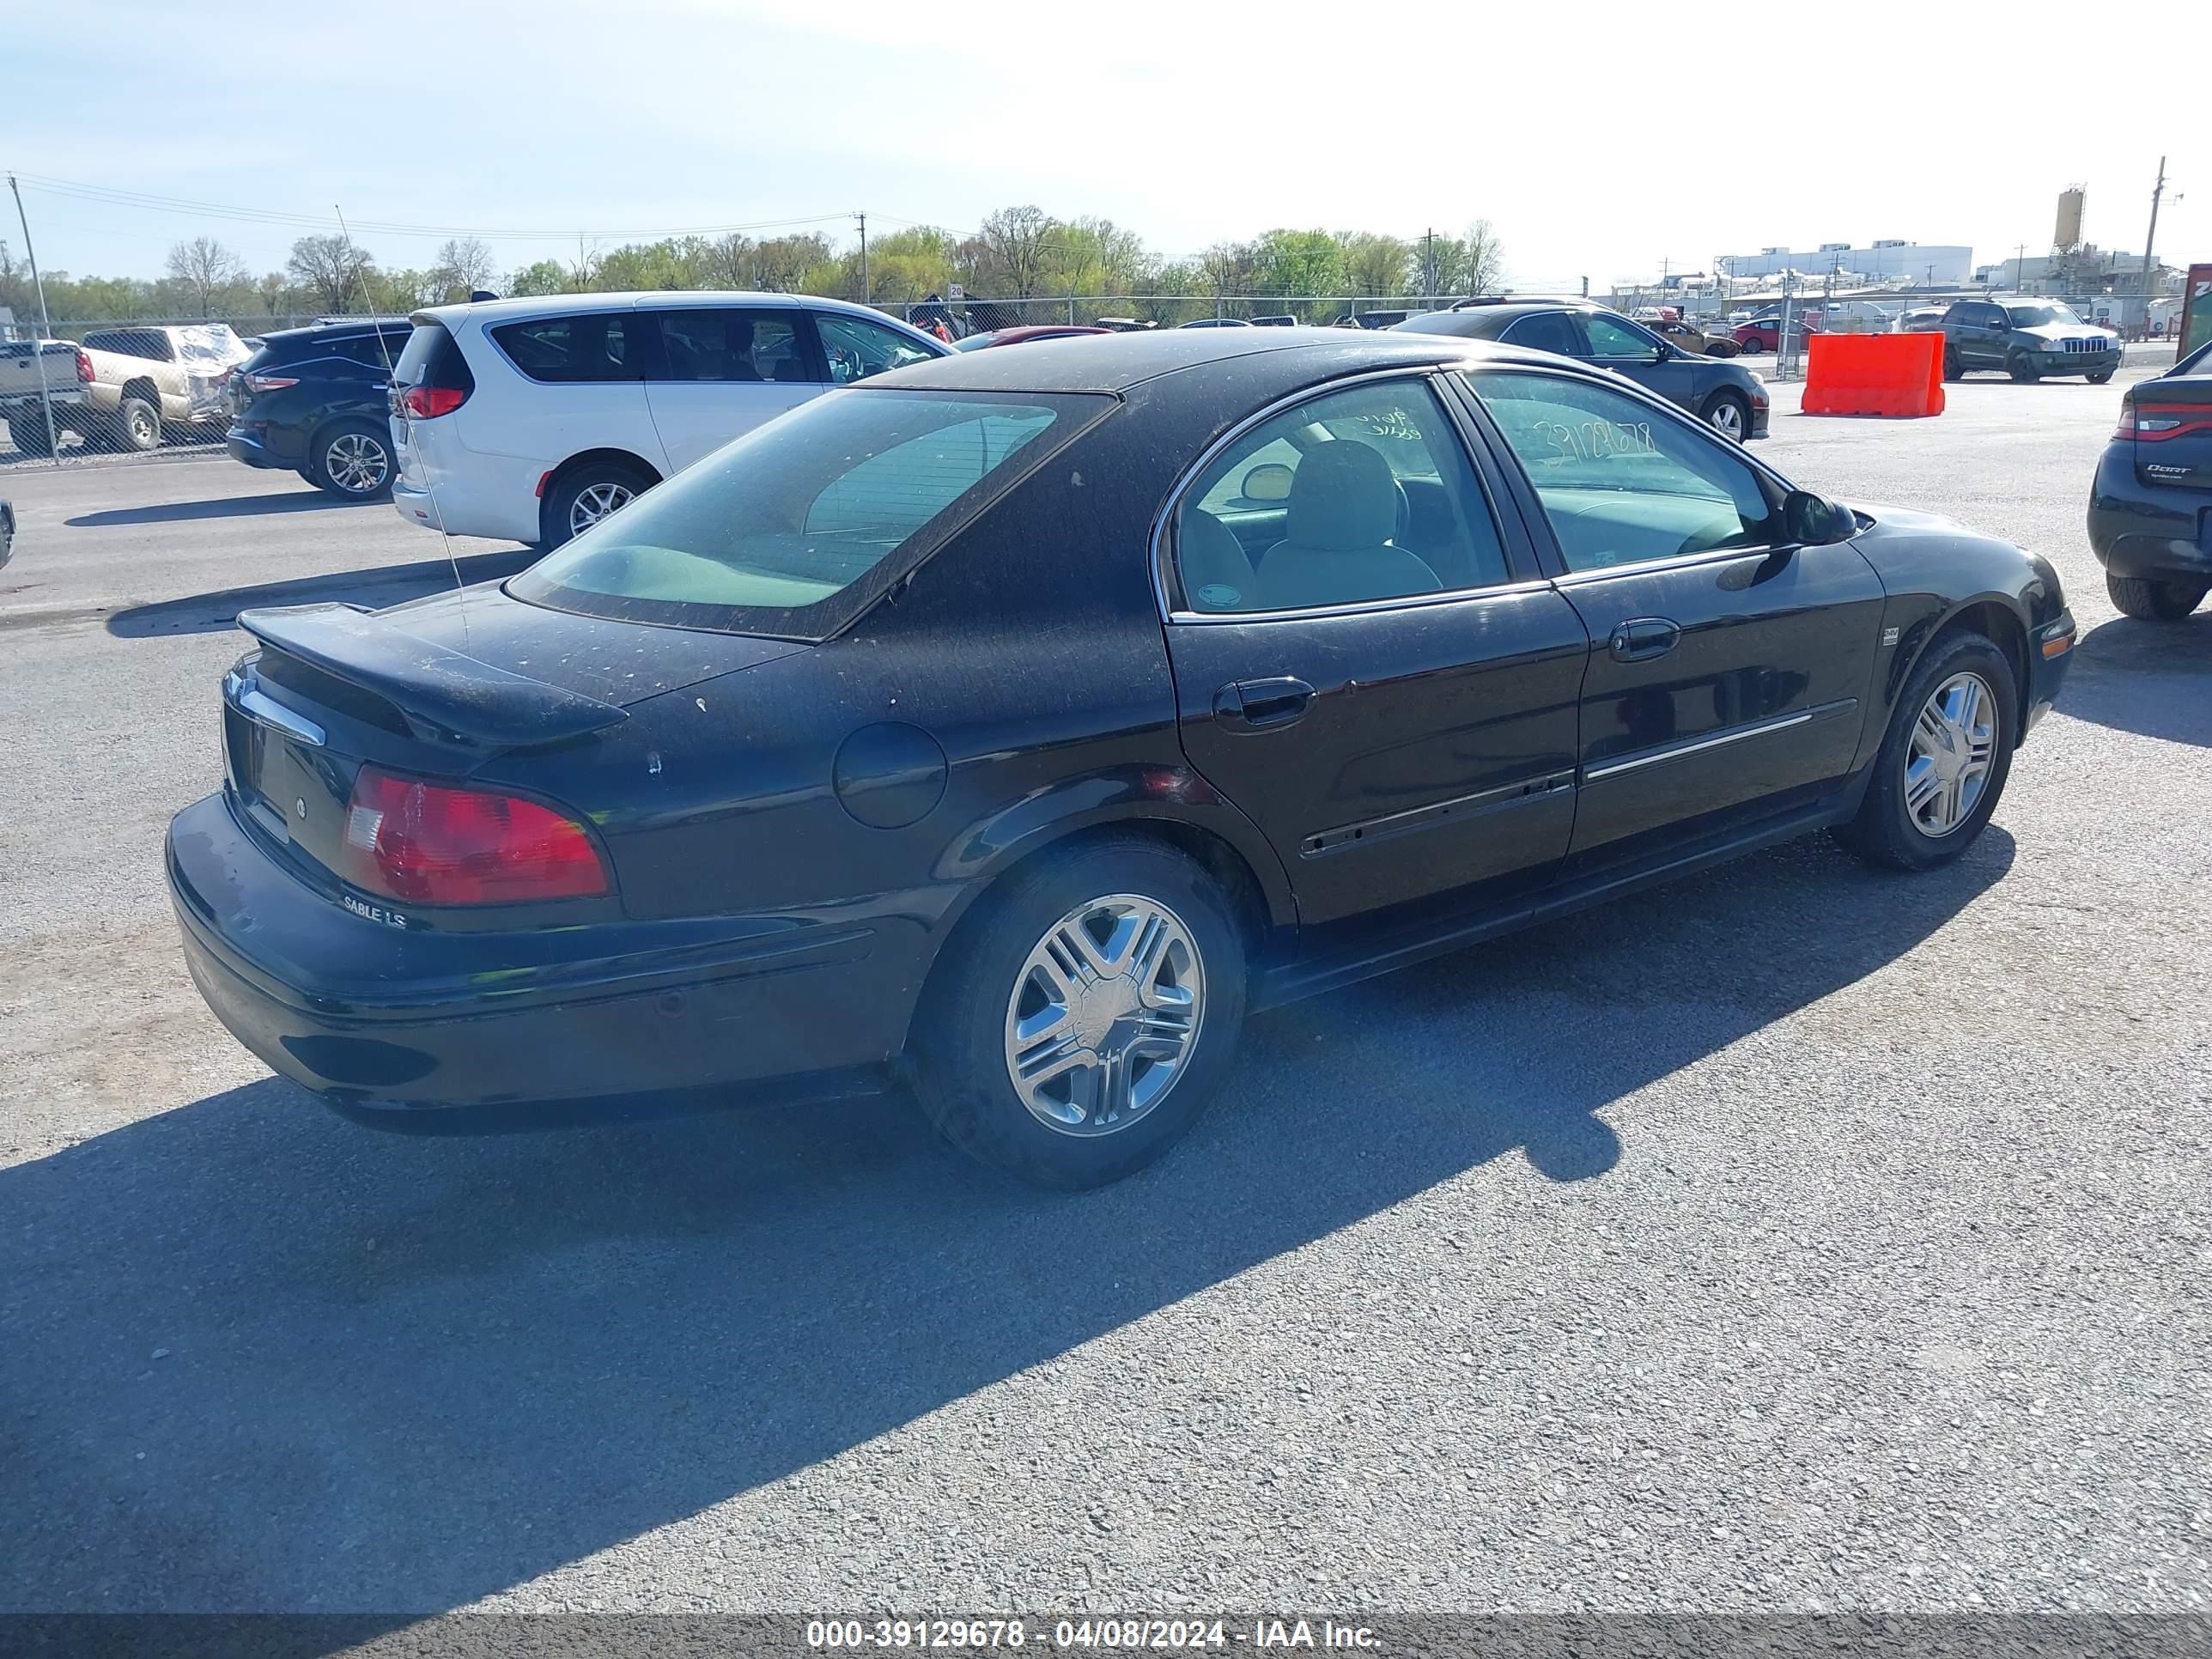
(2, 350, 2207, 1619)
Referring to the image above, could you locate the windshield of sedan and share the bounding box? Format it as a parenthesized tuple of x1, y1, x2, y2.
(510, 389, 1110, 637)
(2006, 303, 2084, 329)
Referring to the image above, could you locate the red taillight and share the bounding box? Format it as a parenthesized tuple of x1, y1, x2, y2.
(338, 765, 608, 905)
(74, 348, 94, 384)
(2119, 401, 2212, 442)
(243, 371, 300, 393)
(400, 385, 466, 419)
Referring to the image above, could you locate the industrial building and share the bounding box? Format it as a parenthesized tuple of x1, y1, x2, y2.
(1718, 241, 1974, 286)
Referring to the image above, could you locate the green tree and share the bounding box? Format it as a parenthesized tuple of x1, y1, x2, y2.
(751, 234, 833, 293)
(1336, 232, 1411, 298)
(506, 259, 568, 298)
(1250, 229, 1343, 308)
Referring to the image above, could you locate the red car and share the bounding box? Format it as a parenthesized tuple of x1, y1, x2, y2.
(1732, 313, 1822, 354)
(953, 325, 1111, 352)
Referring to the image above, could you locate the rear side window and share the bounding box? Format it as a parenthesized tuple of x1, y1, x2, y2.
(510, 389, 1109, 638)
(490, 313, 643, 382)
(1503, 312, 1581, 356)
(83, 328, 173, 362)
(651, 309, 814, 384)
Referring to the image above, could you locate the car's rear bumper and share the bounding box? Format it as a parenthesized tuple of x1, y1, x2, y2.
(166, 790, 915, 1131)
(2087, 446, 2212, 582)
(226, 427, 280, 469)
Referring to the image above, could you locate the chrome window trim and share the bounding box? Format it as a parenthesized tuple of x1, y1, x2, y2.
(1147, 364, 1519, 625)
(1583, 697, 1856, 782)
(1166, 574, 1557, 627)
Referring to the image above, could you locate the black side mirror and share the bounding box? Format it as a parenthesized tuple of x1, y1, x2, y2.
(1784, 489, 1851, 546)
(1653, 342, 1674, 362)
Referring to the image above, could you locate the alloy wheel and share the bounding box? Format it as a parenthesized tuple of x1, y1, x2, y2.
(126, 405, 156, 446)
(325, 432, 389, 495)
(1904, 671, 1996, 838)
(1002, 893, 1205, 1137)
(569, 480, 634, 536)
(1710, 399, 1746, 440)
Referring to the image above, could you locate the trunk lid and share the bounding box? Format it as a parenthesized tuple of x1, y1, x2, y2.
(2124, 374, 2212, 492)
(223, 586, 805, 890)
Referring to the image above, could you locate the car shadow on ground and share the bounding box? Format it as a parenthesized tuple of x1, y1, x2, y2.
(105, 550, 538, 639)
(67, 491, 385, 529)
(2051, 614, 2212, 748)
(0, 829, 2011, 1619)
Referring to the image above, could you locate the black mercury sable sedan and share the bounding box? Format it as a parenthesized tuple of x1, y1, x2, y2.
(168, 330, 2075, 1189)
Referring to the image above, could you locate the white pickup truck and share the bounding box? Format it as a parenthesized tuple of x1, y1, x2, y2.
(0, 324, 252, 456)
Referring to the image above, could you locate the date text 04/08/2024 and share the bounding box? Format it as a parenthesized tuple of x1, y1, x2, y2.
(804, 1620, 1381, 1650)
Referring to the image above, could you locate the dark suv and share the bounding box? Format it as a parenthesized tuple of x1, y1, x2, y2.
(1939, 298, 2121, 383)
(1393, 301, 1770, 441)
(228, 319, 413, 498)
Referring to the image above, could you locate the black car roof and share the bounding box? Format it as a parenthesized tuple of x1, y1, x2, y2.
(259, 319, 410, 349)
(872, 326, 1547, 397)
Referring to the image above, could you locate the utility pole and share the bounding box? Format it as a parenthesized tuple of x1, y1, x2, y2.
(6, 173, 61, 461)
(856, 211, 869, 305)
(2142, 155, 2168, 297)
(1421, 228, 1434, 301)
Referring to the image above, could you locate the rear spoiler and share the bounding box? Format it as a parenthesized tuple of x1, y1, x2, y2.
(235, 602, 629, 748)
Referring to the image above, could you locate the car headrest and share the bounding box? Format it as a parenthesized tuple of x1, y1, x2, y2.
(1285, 441, 1399, 551)
(1178, 507, 1256, 611)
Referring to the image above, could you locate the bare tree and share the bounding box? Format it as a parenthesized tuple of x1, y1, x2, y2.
(979, 205, 1057, 298)
(165, 236, 248, 316)
(701, 232, 757, 289)
(1463, 219, 1507, 296)
(286, 234, 376, 313)
(434, 236, 499, 299)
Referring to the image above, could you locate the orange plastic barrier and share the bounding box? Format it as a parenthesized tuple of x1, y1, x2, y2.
(1801, 332, 1946, 418)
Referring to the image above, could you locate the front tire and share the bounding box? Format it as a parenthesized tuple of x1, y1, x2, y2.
(541, 461, 652, 548)
(910, 836, 1249, 1190)
(1833, 629, 2016, 872)
(2006, 353, 2039, 384)
(1704, 389, 1751, 441)
(307, 419, 394, 499)
(1942, 347, 1963, 380)
(2087, 368, 2115, 385)
(2106, 572, 2209, 620)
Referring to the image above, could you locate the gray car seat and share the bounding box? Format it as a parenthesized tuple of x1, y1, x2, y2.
(1178, 507, 1259, 611)
(1255, 442, 1441, 608)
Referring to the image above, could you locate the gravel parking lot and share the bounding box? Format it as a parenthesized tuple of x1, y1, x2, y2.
(2, 358, 2208, 1620)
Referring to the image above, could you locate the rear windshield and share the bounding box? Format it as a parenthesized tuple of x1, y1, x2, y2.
(82, 328, 173, 362)
(393, 320, 475, 392)
(508, 388, 1113, 639)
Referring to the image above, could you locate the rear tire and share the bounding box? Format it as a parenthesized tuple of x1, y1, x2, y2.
(306, 418, 395, 499)
(5, 414, 56, 458)
(909, 835, 1248, 1190)
(2106, 572, 2209, 620)
(541, 460, 653, 548)
(112, 396, 162, 452)
(2006, 353, 2039, 384)
(1833, 629, 2016, 872)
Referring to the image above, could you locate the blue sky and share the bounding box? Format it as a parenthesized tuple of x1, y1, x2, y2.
(3, 0, 2203, 293)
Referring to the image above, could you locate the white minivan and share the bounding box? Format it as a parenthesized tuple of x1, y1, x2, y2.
(388, 292, 951, 547)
